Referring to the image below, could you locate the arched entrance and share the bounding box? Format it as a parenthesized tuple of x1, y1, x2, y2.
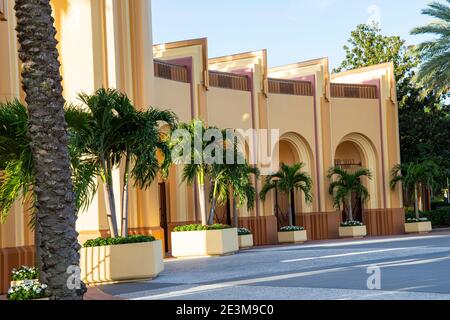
(274, 133, 315, 228)
(334, 133, 380, 222)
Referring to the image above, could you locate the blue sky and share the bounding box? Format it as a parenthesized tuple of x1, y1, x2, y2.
(152, 0, 434, 69)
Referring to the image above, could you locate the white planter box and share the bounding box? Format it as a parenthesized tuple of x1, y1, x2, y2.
(80, 240, 164, 284)
(238, 234, 254, 249)
(339, 226, 367, 238)
(171, 228, 239, 257)
(278, 230, 307, 244)
(405, 221, 432, 234)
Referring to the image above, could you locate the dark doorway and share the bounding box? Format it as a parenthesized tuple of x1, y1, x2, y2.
(158, 182, 169, 252)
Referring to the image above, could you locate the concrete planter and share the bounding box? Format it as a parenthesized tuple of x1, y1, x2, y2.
(405, 221, 432, 234)
(339, 226, 367, 238)
(171, 228, 238, 257)
(238, 234, 254, 249)
(278, 230, 307, 244)
(80, 240, 164, 284)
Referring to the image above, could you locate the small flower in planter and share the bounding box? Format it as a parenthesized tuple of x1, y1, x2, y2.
(340, 220, 364, 227)
(237, 227, 252, 236)
(11, 266, 39, 281)
(7, 280, 48, 300)
(279, 226, 305, 232)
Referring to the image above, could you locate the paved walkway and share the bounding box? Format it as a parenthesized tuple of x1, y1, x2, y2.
(100, 229, 450, 300)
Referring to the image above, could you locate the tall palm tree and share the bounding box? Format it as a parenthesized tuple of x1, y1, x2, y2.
(171, 119, 219, 225)
(77, 88, 176, 237)
(14, 0, 82, 299)
(391, 160, 440, 219)
(328, 167, 372, 222)
(260, 163, 313, 226)
(411, 0, 450, 96)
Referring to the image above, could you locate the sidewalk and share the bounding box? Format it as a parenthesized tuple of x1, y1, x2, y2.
(0, 286, 122, 300)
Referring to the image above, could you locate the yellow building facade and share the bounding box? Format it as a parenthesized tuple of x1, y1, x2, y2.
(0, 0, 404, 292)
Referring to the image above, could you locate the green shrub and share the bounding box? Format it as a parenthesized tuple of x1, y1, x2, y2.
(279, 226, 304, 232)
(237, 227, 252, 236)
(7, 281, 48, 300)
(405, 208, 450, 227)
(83, 235, 155, 248)
(431, 201, 450, 210)
(341, 220, 364, 227)
(11, 266, 38, 281)
(172, 224, 232, 232)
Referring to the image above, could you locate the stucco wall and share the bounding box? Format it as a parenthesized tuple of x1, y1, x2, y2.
(267, 94, 315, 144)
(154, 77, 192, 122)
(330, 98, 381, 150)
(207, 87, 252, 129)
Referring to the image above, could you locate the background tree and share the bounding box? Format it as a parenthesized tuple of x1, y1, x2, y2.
(260, 163, 312, 226)
(328, 167, 372, 222)
(334, 23, 450, 197)
(391, 161, 441, 218)
(411, 0, 450, 96)
(14, 0, 82, 299)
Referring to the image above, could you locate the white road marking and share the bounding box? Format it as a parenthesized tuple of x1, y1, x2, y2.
(246, 234, 450, 253)
(281, 247, 421, 263)
(132, 266, 349, 300)
(375, 255, 450, 267)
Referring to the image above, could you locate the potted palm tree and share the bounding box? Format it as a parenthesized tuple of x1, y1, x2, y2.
(260, 163, 312, 244)
(73, 88, 176, 283)
(328, 166, 371, 238)
(391, 161, 439, 234)
(169, 120, 238, 257)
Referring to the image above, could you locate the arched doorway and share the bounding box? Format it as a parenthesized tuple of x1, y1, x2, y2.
(334, 133, 380, 222)
(274, 133, 315, 229)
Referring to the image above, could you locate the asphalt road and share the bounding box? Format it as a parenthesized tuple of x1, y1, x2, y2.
(100, 231, 450, 300)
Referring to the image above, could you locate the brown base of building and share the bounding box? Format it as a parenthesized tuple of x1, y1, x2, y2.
(0, 245, 35, 295)
(363, 208, 405, 236)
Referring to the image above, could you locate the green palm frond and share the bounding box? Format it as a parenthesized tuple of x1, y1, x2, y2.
(260, 162, 313, 203)
(328, 166, 372, 209)
(411, 0, 450, 95)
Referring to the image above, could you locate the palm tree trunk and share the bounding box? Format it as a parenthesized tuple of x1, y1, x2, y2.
(288, 192, 294, 226)
(414, 183, 419, 219)
(15, 0, 83, 299)
(120, 153, 131, 237)
(102, 158, 119, 237)
(347, 195, 353, 221)
(208, 197, 217, 225)
(197, 169, 207, 225)
(233, 196, 238, 227)
(34, 216, 46, 284)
